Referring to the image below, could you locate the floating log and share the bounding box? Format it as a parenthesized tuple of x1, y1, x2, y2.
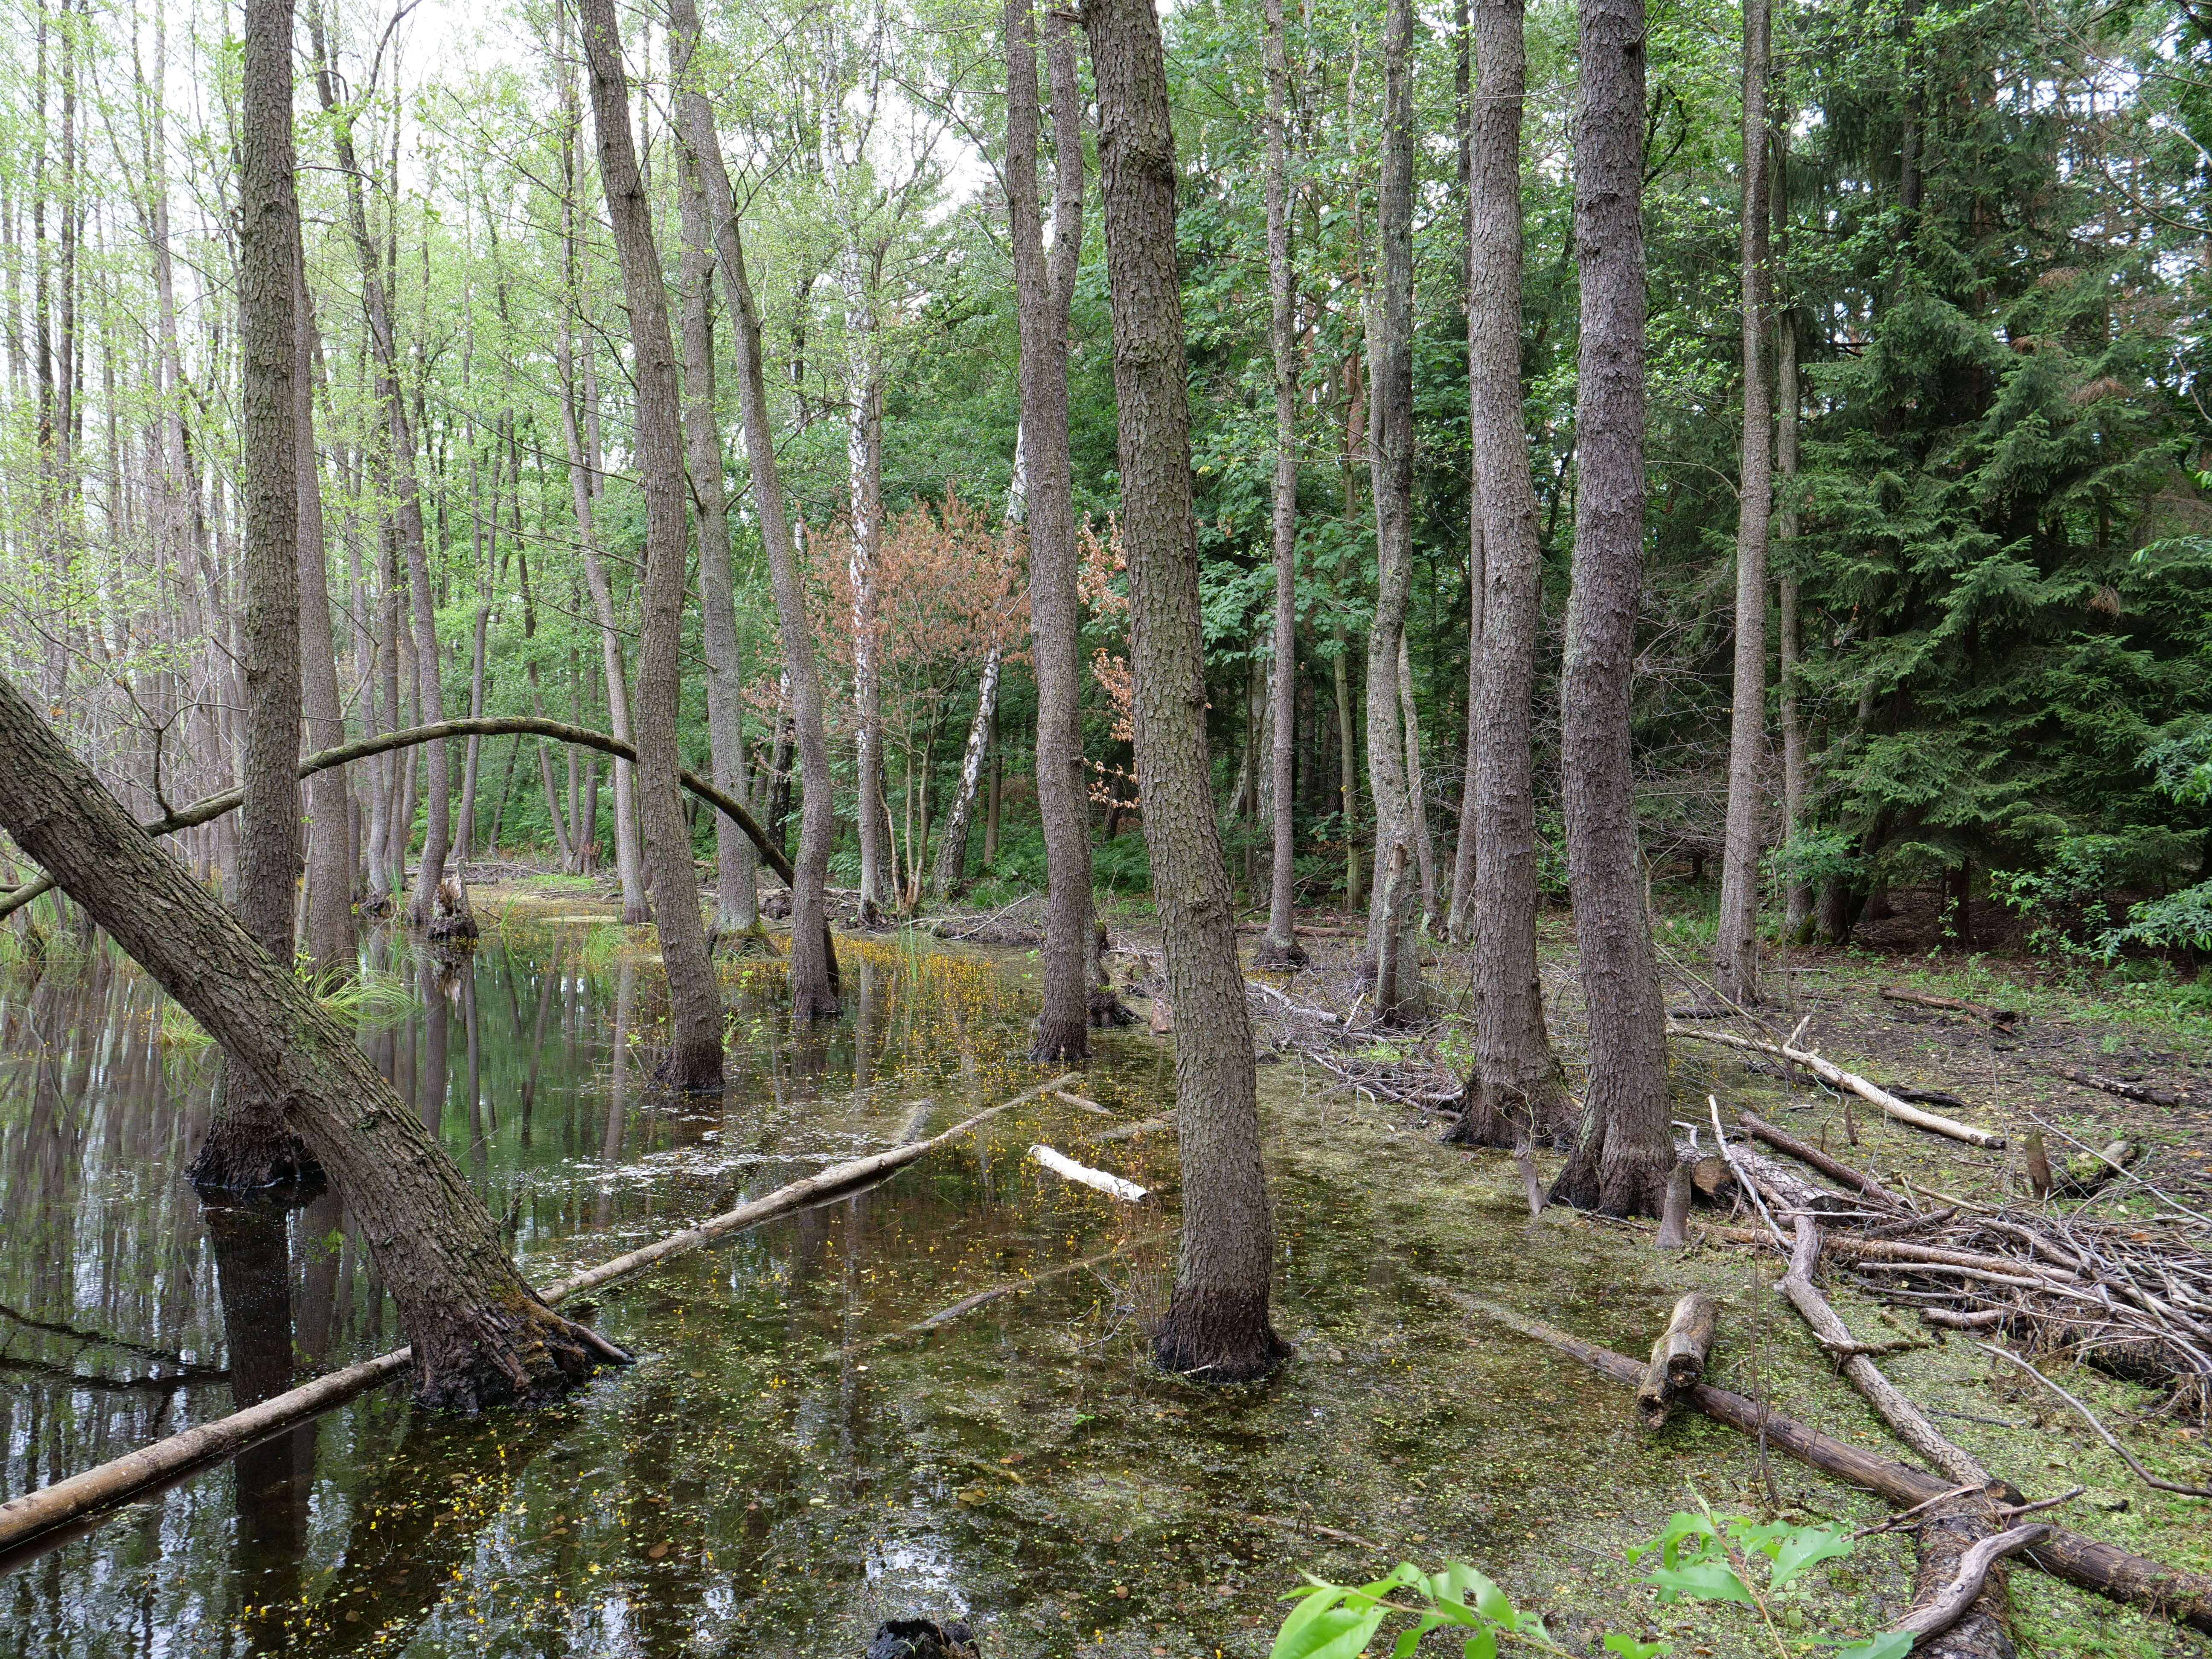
(0, 1073, 1079, 1558)
(1668, 1025, 2003, 1147)
(1431, 1283, 2212, 1637)
(1880, 987, 2020, 1027)
(2054, 1070, 2189, 1109)
(1736, 1111, 1906, 1209)
(1636, 1292, 1717, 1429)
(1028, 1144, 1149, 1203)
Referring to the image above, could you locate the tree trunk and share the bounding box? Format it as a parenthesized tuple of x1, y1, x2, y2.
(1550, 0, 1671, 1218)
(1445, 0, 1482, 951)
(199, 0, 321, 1201)
(1009, 0, 1095, 1061)
(1714, 0, 1773, 1005)
(930, 642, 1001, 902)
(1333, 617, 1361, 909)
(1452, 0, 1570, 1150)
(579, 0, 724, 1090)
(234, 0, 302, 966)
(671, 0, 839, 1016)
(295, 253, 352, 976)
(1774, 112, 1810, 937)
(1254, 0, 1304, 970)
(307, 8, 449, 928)
(0, 673, 626, 1407)
(1397, 633, 1438, 929)
(1084, 0, 1285, 1382)
(1361, 0, 1421, 1019)
(673, 48, 760, 939)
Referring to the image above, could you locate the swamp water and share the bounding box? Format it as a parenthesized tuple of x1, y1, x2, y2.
(3, 920, 1964, 1659)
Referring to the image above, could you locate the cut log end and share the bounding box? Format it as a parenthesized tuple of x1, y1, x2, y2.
(1636, 1292, 1719, 1429)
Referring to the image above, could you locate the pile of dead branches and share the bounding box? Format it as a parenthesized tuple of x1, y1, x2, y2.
(1708, 1112, 2212, 1422)
(1242, 971, 1461, 1110)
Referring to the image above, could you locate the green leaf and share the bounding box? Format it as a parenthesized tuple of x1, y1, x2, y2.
(1602, 1636, 1672, 1659)
(1267, 1604, 1390, 1659)
(1461, 1628, 1496, 1659)
(1392, 1613, 1447, 1657)
(1458, 1568, 1519, 1630)
(1768, 1526, 1856, 1587)
(1641, 1560, 1755, 1605)
(1836, 1631, 1915, 1659)
(1629, 1511, 1719, 1570)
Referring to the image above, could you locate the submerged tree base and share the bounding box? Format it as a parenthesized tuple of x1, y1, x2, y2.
(1548, 1137, 1675, 1218)
(1152, 1286, 1290, 1383)
(410, 1296, 633, 1413)
(1445, 1075, 1574, 1151)
(187, 1099, 326, 1202)
(1088, 987, 1138, 1027)
(1249, 934, 1307, 970)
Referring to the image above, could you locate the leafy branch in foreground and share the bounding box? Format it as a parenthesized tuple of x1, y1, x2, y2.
(1267, 1507, 1911, 1659)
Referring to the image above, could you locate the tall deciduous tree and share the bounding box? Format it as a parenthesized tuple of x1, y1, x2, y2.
(672, 17, 759, 943)
(1714, 0, 1773, 1005)
(1008, 0, 1093, 1060)
(1551, 0, 1672, 1217)
(577, 0, 724, 1089)
(1362, 0, 1423, 1019)
(670, 0, 841, 1018)
(1451, 0, 1569, 1149)
(1084, 0, 1284, 1381)
(192, 0, 321, 1198)
(1252, 0, 1305, 972)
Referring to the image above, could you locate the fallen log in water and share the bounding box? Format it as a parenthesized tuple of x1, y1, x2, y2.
(1028, 1144, 1149, 1203)
(1880, 987, 2020, 1028)
(0, 1072, 1079, 1558)
(1736, 1111, 1906, 1209)
(1905, 1512, 2046, 1659)
(1666, 1025, 2002, 1147)
(1428, 1281, 2212, 1637)
(1635, 1292, 1717, 1429)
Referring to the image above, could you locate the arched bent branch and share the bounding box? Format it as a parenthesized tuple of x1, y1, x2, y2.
(0, 717, 837, 985)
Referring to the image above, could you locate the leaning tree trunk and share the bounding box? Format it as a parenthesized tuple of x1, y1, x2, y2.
(672, 53, 760, 939)
(579, 0, 724, 1090)
(1085, 0, 1285, 1382)
(1713, 0, 1773, 1007)
(1550, 0, 1672, 1217)
(1008, 0, 1095, 1059)
(0, 672, 626, 1408)
(197, 0, 319, 1199)
(1252, 0, 1305, 972)
(1360, 0, 1423, 1019)
(670, 0, 839, 1017)
(1451, 0, 1571, 1150)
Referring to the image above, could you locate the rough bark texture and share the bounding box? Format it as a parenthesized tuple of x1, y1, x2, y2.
(1253, 0, 1304, 973)
(1550, 0, 1672, 1217)
(672, 37, 760, 939)
(1451, 0, 1569, 1150)
(1445, 0, 1481, 951)
(1009, 0, 1094, 1060)
(1084, 0, 1285, 1382)
(1911, 1496, 2022, 1659)
(1360, 0, 1422, 1018)
(234, 0, 302, 965)
(580, 0, 725, 1089)
(0, 673, 624, 1409)
(669, 6, 840, 1016)
(1714, 0, 1772, 1005)
(201, 0, 320, 1202)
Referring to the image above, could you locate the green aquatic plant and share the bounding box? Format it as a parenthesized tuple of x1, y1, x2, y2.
(1268, 1508, 1911, 1659)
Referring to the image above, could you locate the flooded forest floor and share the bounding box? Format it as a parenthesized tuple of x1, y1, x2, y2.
(0, 872, 2207, 1659)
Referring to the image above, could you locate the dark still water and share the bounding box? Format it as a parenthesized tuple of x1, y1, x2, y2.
(0, 915, 1760, 1659)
